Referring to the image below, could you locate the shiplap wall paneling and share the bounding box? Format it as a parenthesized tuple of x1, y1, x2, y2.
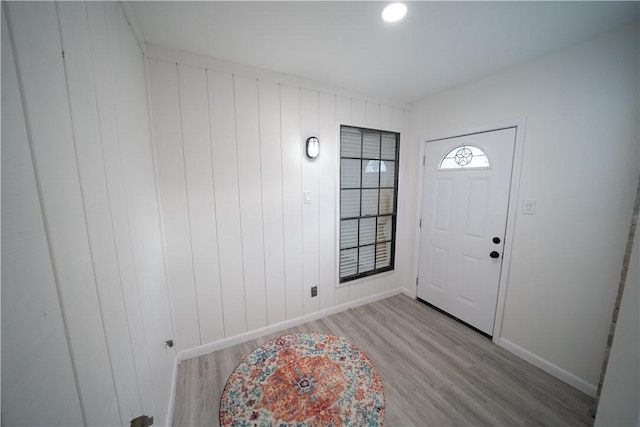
(301, 89, 321, 315)
(114, 8, 175, 413)
(234, 76, 269, 331)
(146, 50, 408, 355)
(334, 95, 352, 306)
(57, 2, 140, 422)
(178, 64, 225, 344)
(352, 99, 367, 125)
(280, 84, 305, 320)
(366, 102, 380, 127)
(1, 9, 84, 425)
(94, 1, 158, 418)
(149, 59, 201, 351)
(5, 2, 120, 425)
(318, 92, 338, 311)
(380, 105, 393, 130)
(208, 70, 248, 337)
(258, 81, 288, 325)
(235, 76, 269, 328)
(393, 108, 405, 132)
(391, 108, 406, 293)
(3, 3, 175, 425)
(393, 108, 409, 292)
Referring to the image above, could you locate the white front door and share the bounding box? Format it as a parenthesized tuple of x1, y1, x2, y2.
(417, 127, 516, 336)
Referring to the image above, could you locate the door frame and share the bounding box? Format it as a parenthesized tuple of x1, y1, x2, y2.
(412, 118, 527, 343)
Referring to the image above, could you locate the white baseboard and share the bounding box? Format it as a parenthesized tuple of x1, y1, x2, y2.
(400, 286, 416, 299)
(498, 338, 597, 397)
(176, 288, 402, 363)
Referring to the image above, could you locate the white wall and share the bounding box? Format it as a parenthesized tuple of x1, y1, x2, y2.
(146, 46, 411, 353)
(595, 227, 639, 426)
(408, 22, 639, 393)
(2, 2, 174, 425)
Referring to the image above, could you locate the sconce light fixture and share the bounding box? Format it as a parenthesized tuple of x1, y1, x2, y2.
(306, 136, 319, 159)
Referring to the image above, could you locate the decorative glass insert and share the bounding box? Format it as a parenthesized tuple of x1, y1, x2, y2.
(339, 126, 400, 283)
(439, 145, 490, 170)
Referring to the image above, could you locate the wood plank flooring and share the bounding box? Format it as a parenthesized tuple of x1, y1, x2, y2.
(172, 295, 594, 426)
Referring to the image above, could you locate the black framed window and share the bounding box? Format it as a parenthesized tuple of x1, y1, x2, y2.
(339, 126, 399, 283)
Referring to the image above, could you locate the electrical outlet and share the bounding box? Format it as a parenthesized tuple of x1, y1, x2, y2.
(311, 286, 318, 297)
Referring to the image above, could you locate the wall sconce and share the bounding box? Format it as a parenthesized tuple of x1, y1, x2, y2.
(306, 137, 319, 160)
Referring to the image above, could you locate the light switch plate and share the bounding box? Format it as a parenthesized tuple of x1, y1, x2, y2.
(303, 191, 311, 204)
(522, 200, 536, 215)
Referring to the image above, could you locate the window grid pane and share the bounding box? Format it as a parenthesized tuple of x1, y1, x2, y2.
(358, 245, 375, 274)
(340, 219, 358, 249)
(340, 189, 360, 219)
(340, 159, 361, 188)
(340, 249, 358, 278)
(376, 242, 391, 269)
(341, 127, 362, 157)
(362, 160, 380, 188)
(361, 189, 379, 216)
(380, 161, 395, 187)
(339, 126, 399, 283)
(359, 218, 376, 246)
(381, 134, 396, 160)
(362, 133, 381, 159)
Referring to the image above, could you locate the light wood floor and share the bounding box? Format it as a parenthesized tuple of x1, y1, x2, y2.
(172, 294, 594, 426)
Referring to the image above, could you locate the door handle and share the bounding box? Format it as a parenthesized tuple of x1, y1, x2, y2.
(490, 251, 500, 259)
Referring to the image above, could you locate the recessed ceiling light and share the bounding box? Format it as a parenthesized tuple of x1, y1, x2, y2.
(382, 3, 407, 23)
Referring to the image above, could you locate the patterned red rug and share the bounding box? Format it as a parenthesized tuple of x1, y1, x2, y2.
(219, 332, 385, 426)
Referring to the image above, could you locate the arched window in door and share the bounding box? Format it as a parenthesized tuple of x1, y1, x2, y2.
(438, 145, 490, 170)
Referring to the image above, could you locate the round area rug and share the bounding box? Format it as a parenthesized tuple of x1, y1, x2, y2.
(219, 332, 385, 426)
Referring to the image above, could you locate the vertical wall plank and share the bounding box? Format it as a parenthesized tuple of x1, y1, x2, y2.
(393, 107, 405, 131)
(208, 70, 248, 336)
(380, 105, 393, 129)
(258, 81, 287, 325)
(148, 59, 200, 351)
(6, 2, 120, 424)
(336, 96, 352, 124)
(301, 89, 320, 315)
(280, 84, 305, 320)
(234, 76, 268, 330)
(318, 92, 338, 310)
(1, 9, 84, 425)
(374, 273, 392, 295)
(57, 3, 139, 423)
(115, 7, 175, 416)
(334, 96, 351, 305)
(178, 64, 225, 343)
(97, 2, 158, 417)
(352, 99, 366, 125)
(366, 102, 380, 126)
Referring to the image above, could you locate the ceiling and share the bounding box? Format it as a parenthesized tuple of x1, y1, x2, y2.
(130, 1, 639, 104)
